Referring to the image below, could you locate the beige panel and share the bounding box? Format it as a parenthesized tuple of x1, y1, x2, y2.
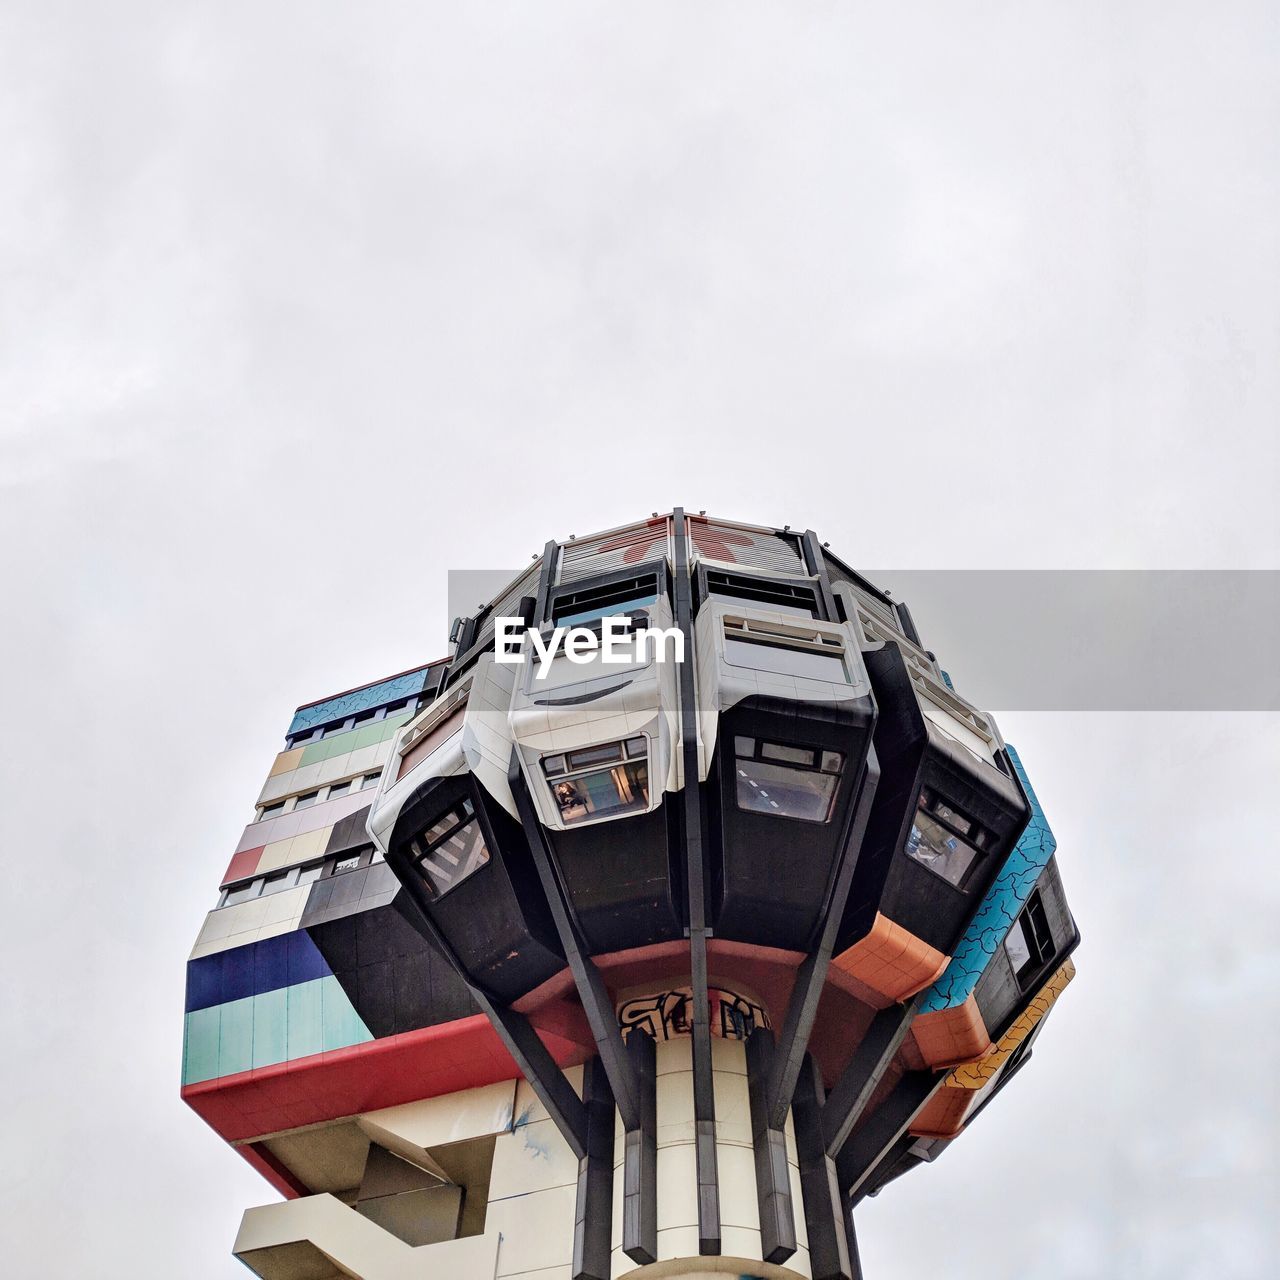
(360, 1080, 518, 1155)
(234, 1195, 501, 1280)
(257, 827, 331, 874)
(269, 747, 305, 778)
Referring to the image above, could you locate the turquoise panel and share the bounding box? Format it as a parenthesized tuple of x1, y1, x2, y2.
(218, 996, 255, 1077)
(297, 711, 411, 767)
(182, 1005, 221, 1086)
(182, 977, 377, 1086)
(286, 979, 324, 1062)
(917, 745, 1056, 1013)
(252, 986, 289, 1069)
(321, 976, 374, 1053)
(289, 671, 432, 736)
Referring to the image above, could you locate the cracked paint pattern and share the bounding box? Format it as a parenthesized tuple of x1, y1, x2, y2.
(949, 958, 1075, 1089)
(917, 745, 1056, 1013)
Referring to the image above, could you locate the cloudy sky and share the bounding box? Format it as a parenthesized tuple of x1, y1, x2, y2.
(2, 3, 1276, 1276)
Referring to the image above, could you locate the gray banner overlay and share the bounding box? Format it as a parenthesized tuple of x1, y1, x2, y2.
(449, 570, 1280, 711)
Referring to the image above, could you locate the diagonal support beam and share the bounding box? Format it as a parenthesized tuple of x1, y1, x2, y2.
(672, 506, 721, 1256)
(836, 1070, 942, 1201)
(387, 879, 589, 1158)
(765, 749, 880, 1129)
(821, 995, 922, 1159)
(509, 754, 642, 1131)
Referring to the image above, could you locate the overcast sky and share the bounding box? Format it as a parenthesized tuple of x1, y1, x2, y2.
(2, 3, 1277, 1277)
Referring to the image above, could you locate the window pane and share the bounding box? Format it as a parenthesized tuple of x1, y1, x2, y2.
(761, 742, 816, 767)
(327, 781, 351, 800)
(259, 802, 284, 821)
(566, 743, 624, 770)
(735, 757, 839, 823)
(222, 881, 259, 906)
(414, 818, 491, 898)
(1004, 918, 1033, 972)
(556, 593, 658, 627)
(724, 637, 848, 683)
(550, 759, 649, 824)
(260, 872, 292, 897)
(542, 754, 566, 777)
(296, 863, 324, 886)
(361, 773, 381, 790)
(905, 809, 980, 887)
(294, 791, 319, 811)
(925, 791, 974, 837)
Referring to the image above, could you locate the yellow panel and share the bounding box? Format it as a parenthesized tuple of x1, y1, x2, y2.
(256, 827, 331, 874)
(269, 747, 305, 778)
(949, 958, 1075, 1091)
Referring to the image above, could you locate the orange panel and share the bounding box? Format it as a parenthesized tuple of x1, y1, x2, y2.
(910, 1084, 973, 1139)
(830, 913, 949, 1003)
(910, 993, 993, 1069)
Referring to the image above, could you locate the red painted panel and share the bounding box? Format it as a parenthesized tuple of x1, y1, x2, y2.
(182, 1014, 592, 1146)
(222, 846, 264, 887)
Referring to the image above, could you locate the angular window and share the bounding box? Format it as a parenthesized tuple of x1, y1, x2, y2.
(1004, 889, 1054, 987)
(258, 801, 284, 822)
(552, 573, 661, 627)
(542, 737, 650, 825)
(295, 862, 325, 886)
(293, 790, 320, 811)
(903, 789, 990, 888)
(259, 870, 293, 897)
(327, 781, 351, 800)
(734, 736, 843, 823)
(705, 570, 819, 618)
(222, 879, 261, 907)
(723, 618, 848, 683)
(360, 772, 382, 790)
(406, 800, 491, 898)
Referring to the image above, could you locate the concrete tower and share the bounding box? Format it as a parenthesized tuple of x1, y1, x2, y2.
(183, 511, 1078, 1279)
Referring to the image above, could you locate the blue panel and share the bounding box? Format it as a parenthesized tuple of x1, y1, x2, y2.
(185, 952, 223, 1012)
(253, 933, 290, 994)
(917, 745, 1056, 1013)
(287, 668, 433, 736)
(287, 929, 330, 987)
(222, 943, 255, 1005)
(185, 931, 332, 1013)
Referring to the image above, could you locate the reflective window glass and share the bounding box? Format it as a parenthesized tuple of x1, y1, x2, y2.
(734, 739, 843, 823)
(724, 637, 847, 683)
(409, 808, 491, 898)
(905, 809, 979, 887)
(293, 791, 319, 811)
(550, 760, 649, 824)
(222, 880, 259, 907)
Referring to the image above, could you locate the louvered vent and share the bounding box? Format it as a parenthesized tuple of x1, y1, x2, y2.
(557, 518, 671, 585)
(689, 518, 806, 575)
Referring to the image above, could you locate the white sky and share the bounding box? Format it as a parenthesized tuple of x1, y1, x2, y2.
(1, 3, 1277, 1276)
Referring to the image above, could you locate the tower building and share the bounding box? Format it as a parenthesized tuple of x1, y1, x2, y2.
(183, 510, 1079, 1279)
